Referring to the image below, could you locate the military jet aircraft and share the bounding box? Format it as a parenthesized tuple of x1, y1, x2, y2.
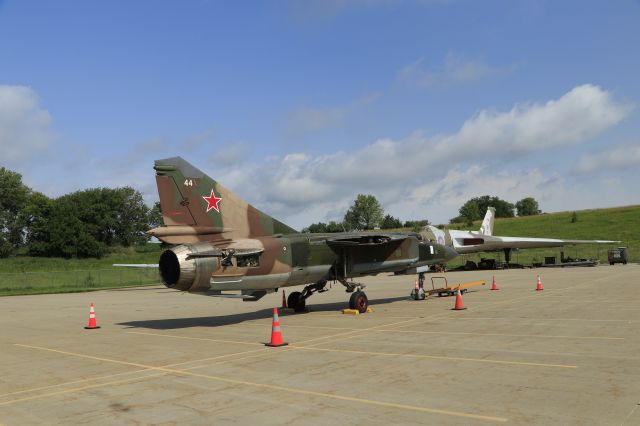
(134, 157, 456, 312)
(419, 207, 617, 264)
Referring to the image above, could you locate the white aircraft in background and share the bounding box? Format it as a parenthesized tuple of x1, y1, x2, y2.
(420, 208, 618, 264)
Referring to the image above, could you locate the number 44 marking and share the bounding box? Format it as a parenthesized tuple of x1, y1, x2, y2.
(184, 179, 194, 187)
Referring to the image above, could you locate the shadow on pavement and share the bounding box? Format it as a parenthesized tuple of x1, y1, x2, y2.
(117, 295, 411, 330)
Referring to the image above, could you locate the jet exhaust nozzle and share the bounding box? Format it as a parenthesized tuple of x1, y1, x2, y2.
(159, 243, 219, 292)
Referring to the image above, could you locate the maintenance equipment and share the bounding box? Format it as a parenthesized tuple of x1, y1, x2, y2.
(411, 273, 485, 298)
(608, 247, 628, 265)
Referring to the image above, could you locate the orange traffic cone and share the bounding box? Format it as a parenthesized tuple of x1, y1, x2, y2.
(452, 288, 467, 310)
(536, 274, 543, 291)
(281, 290, 287, 309)
(265, 308, 288, 347)
(490, 275, 499, 291)
(84, 303, 100, 329)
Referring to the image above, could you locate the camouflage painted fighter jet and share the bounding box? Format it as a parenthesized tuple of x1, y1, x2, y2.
(419, 207, 618, 264)
(142, 157, 457, 312)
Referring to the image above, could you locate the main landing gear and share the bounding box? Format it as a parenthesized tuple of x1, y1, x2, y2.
(349, 291, 368, 313)
(287, 281, 329, 313)
(286, 279, 369, 314)
(339, 278, 368, 313)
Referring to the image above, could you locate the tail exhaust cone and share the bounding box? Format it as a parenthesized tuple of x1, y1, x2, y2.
(159, 250, 181, 288)
(158, 244, 219, 292)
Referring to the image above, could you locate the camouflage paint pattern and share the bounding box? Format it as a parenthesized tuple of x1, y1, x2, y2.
(151, 157, 295, 243)
(151, 157, 457, 295)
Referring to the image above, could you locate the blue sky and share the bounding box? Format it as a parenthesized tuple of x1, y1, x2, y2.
(1, 0, 639, 228)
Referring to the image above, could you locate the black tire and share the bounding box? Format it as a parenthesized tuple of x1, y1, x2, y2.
(287, 291, 306, 313)
(349, 291, 369, 313)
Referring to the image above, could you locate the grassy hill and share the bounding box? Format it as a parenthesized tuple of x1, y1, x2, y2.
(443, 205, 639, 266)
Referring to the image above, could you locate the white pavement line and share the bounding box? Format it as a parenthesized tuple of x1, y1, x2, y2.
(1, 345, 271, 400)
(291, 346, 578, 369)
(130, 327, 577, 369)
(375, 328, 625, 340)
(620, 403, 639, 426)
(11, 344, 508, 423)
(449, 317, 637, 323)
(0, 372, 166, 407)
(127, 330, 263, 346)
(295, 316, 425, 346)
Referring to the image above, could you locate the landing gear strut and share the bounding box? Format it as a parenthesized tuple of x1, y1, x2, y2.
(287, 281, 329, 313)
(503, 248, 512, 267)
(287, 277, 370, 314)
(339, 278, 368, 313)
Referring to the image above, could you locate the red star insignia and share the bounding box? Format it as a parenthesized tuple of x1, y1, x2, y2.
(202, 189, 222, 213)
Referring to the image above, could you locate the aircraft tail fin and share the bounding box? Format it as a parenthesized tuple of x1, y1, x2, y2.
(152, 157, 296, 240)
(479, 207, 495, 236)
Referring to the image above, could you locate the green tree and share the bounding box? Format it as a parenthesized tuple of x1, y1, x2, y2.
(459, 200, 481, 225)
(26, 187, 152, 258)
(325, 221, 346, 232)
(381, 214, 403, 229)
(516, 197, 540, 216)
(22, 191, 53, 255)
(344, 194, 384, 230)
(303, 222, 328, 233)
(0, 168, 31, 257)
(32, 196, 107, 258)
(113, 187, 151, 246)
(456, 195, 515, 224)
(302, 221, 345, 233)
(476, 195, 514, 218)
(147, 201, 164, 229)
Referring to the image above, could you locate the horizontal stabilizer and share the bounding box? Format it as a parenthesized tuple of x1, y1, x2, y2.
(113, 264, 159, 268)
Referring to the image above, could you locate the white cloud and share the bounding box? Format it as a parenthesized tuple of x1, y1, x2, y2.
(8, 84, 632, 229)
(216, 84, 631, 228)
(284, 84, 629, 188)
(394, 165, 637, 223)
(447, 84, 631, 154)
(404, 166, 559, 219)
(573, 143, 640, 173)
(398, 52, 514, 88)
(0, 85, 54, 166)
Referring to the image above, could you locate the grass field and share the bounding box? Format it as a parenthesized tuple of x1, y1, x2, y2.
(443, 205, 639, 267)
(0, 205, 637, 295)
(0, 244, 163, 296)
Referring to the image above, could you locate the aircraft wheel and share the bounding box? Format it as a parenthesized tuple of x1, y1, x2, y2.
(287, 291, 306, 313)
(349, 291, 368, 313)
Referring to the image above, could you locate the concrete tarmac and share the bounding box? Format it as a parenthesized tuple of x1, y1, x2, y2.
(0, 265, 638, 425)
